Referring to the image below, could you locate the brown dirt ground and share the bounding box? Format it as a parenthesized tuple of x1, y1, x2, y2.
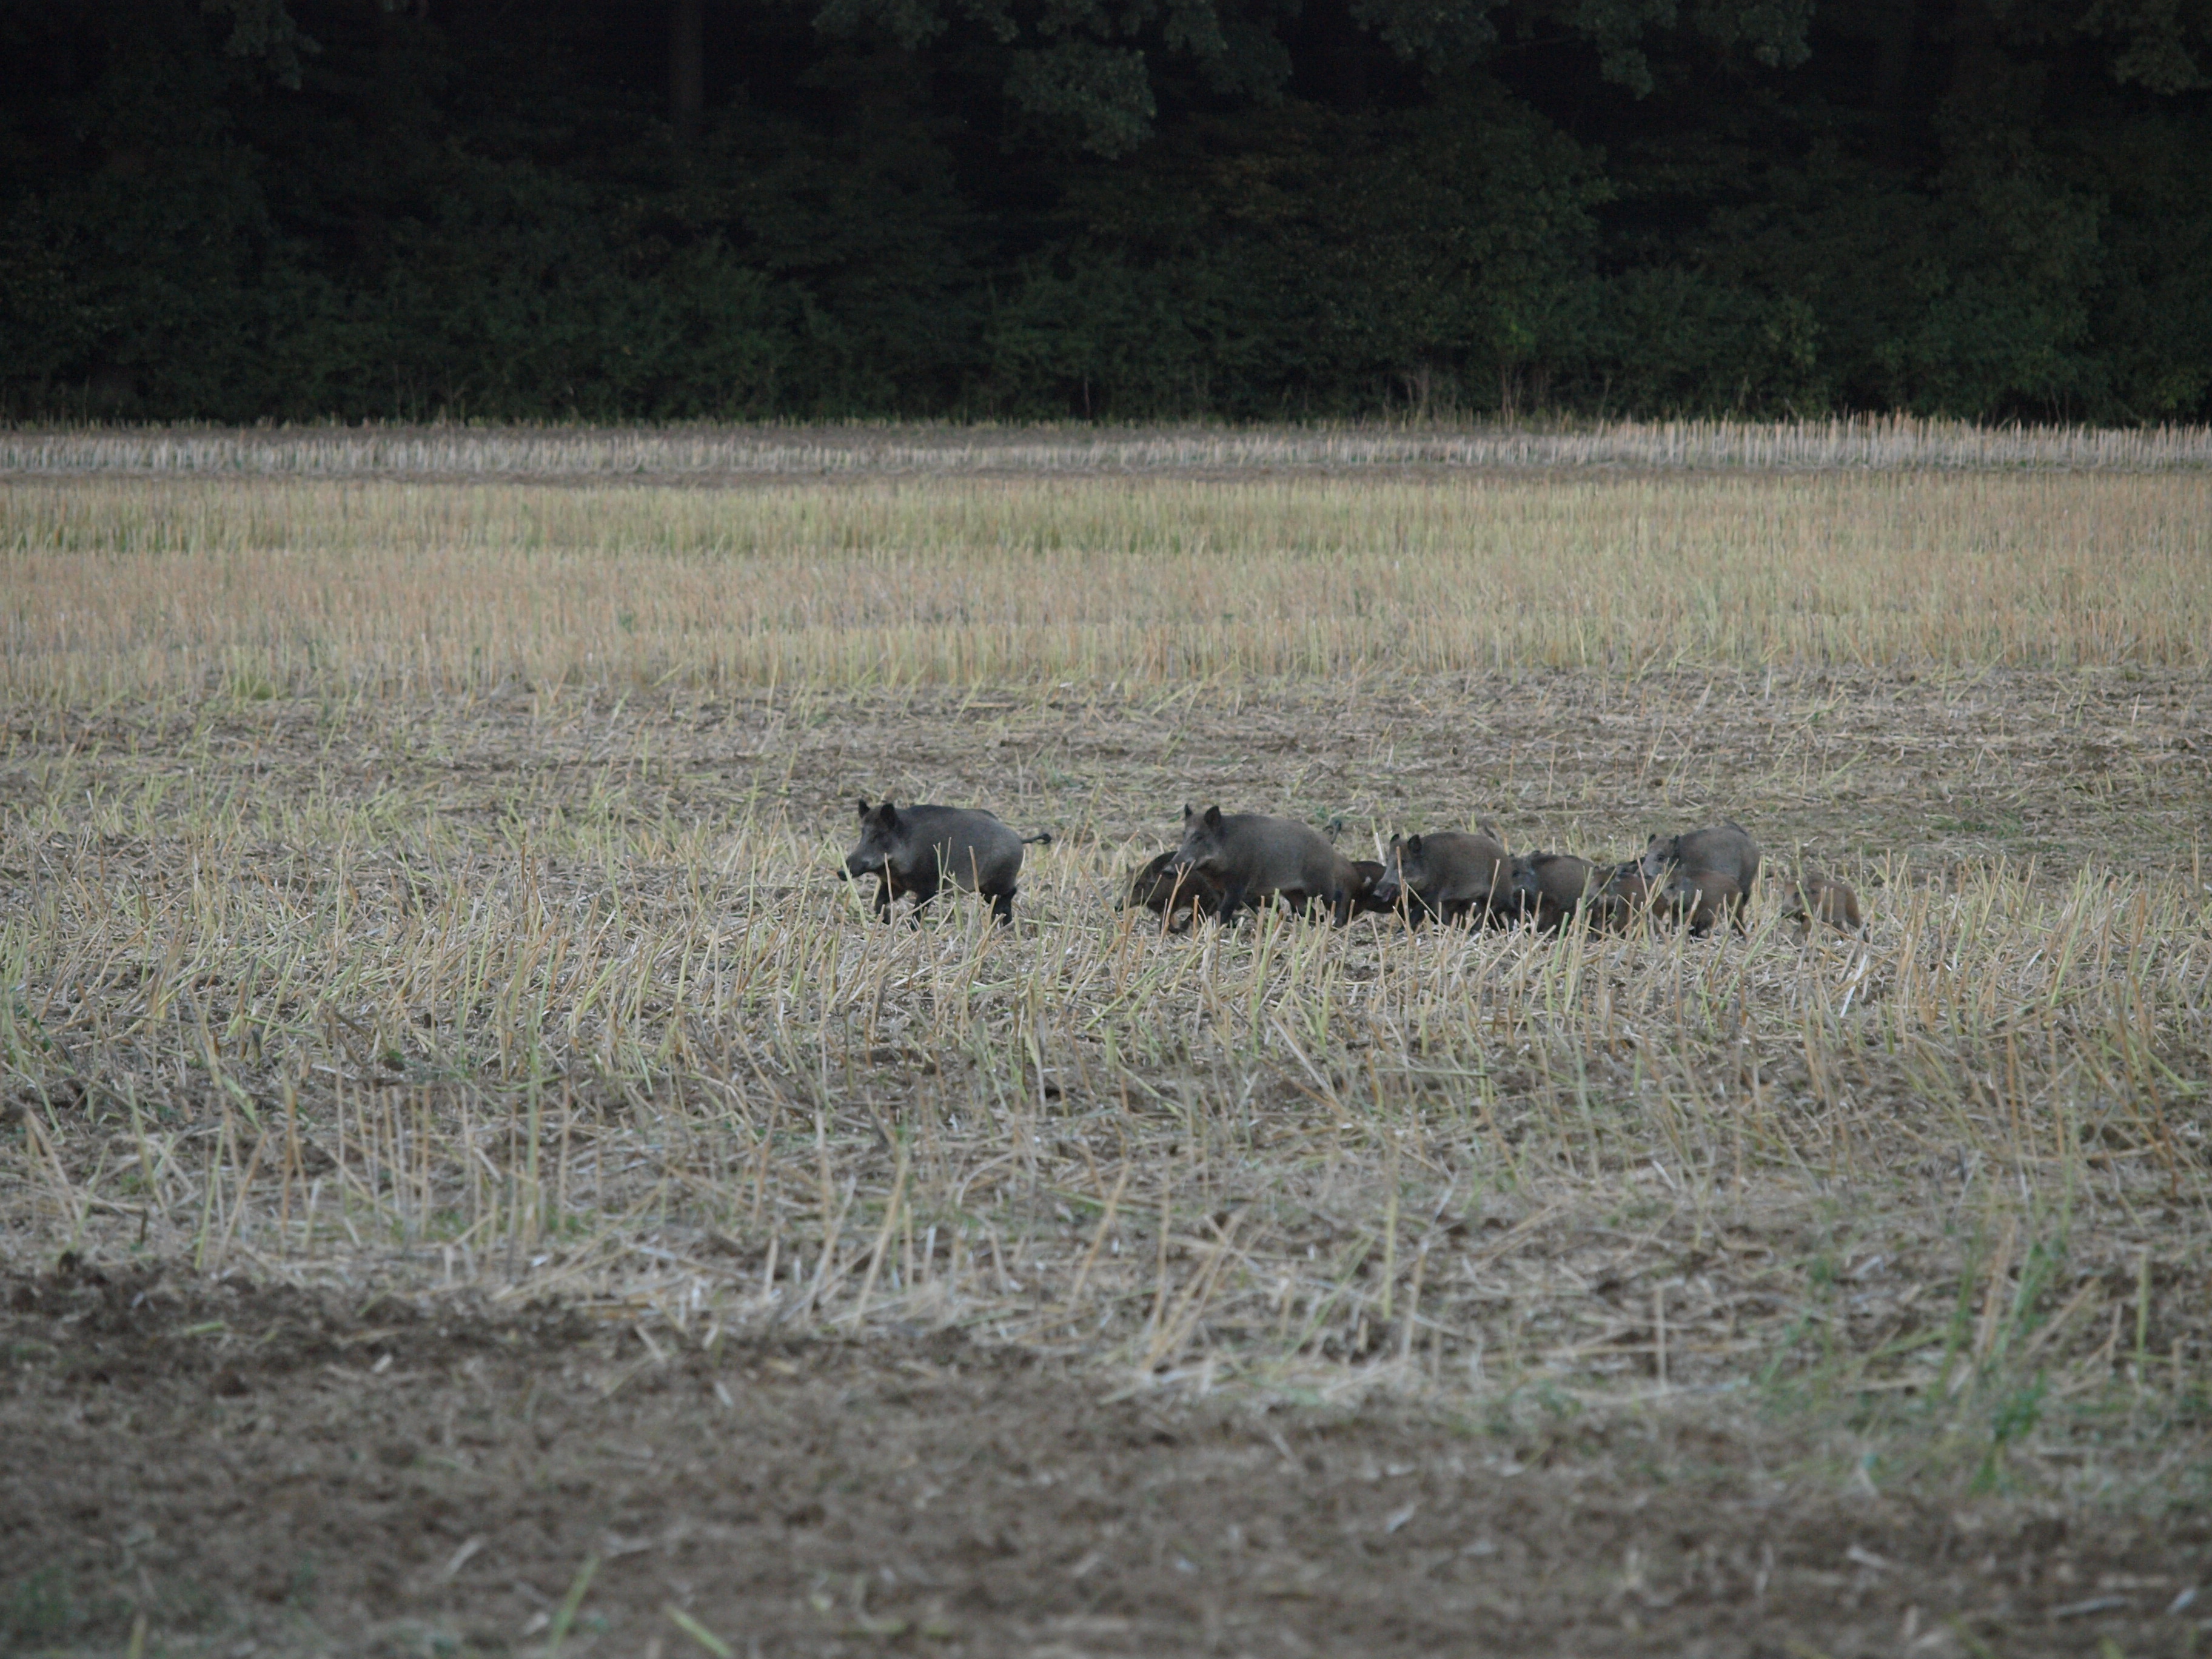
(7, 1261, 2208, 1659)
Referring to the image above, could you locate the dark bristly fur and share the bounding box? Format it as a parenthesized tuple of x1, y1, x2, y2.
(844, 799, 1045, 925)
(1509, 851, 1607, 932)
(1171, 805, 1351, 924)
(1340, 859, 1395, 917)
(1370, 830, 1513, 926)
(1592, 860, 1657, 930)
(1639, 820, 1761, 896)
(1662, 869, 1746, 936)
(1122, 848, 1224, 930)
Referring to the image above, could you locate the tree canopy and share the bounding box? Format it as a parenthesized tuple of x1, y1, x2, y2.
(4, 0, 2208, 422)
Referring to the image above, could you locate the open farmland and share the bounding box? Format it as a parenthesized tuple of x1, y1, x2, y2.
(4, 430, 2211, 1658)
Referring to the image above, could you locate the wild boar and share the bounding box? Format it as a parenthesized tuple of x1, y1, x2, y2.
(1121, 848, 1224, 931)
(843, 799, 1048, 925)
(1783, 870, 1866, 937)
(1370, 830, 1513, 926)
(1340, 859, 1395, 917)
(1639, 820, 1760, 895)
(1171, 805, 1350, 924)
(1591, 860, 1658, 931)
(1661, 869, 1746, 936)
(1508, 851, 1606, 932)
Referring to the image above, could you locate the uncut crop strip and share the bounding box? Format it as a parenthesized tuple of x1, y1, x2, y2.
(5, 782, 2207, 1408)
(5, 472, 2210, 700)
(7, 415, 2212, 480)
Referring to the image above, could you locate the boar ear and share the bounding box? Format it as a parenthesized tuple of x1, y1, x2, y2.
(856, 798, 871, 818)
(1182, 803, 1194, 820)
(1203, 805, 1222, 828)
(1406, 834, 1423, 855)
(1388, 833, 1403, 850)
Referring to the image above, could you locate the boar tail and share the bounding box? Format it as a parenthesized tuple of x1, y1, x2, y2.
(1021, 831, 1054, 845)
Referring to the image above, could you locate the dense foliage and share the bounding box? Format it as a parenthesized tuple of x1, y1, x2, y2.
(4, 0, 2209, 422)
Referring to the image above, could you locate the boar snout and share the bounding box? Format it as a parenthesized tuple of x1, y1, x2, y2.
(1505, 856, 1543, 908)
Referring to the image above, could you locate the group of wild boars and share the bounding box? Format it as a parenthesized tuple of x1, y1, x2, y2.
(842, 799, 1051, 925)
(1121, 844, 1390, 931)
(842, 798, 1862, 938)
(1366, 827, 1770, 937)
(1370, 837, 1624, 935)
(1372, 817, 1862, 940)
(1124, 809, 1865, 939)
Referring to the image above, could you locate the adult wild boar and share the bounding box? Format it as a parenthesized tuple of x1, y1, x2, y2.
(843, 799, 1048, 925)
(1783, 871, 1865, 937)
(1639, 821, 1760, 895)
(1370, 830, 1513, 926)
(1171, 805, 1350, 924)
(1121, 849, 1224, 931)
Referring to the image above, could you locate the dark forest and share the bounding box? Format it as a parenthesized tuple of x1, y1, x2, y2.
(4, 0, 2210, 423)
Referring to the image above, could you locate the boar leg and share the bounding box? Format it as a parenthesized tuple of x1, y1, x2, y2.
(1216, 878, 1250, 925)
(872, 873, 897, 920)
(986, 888, 1016, 927)
(903, 868, 943, 925)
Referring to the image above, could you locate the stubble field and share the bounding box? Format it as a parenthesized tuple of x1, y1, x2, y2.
(4, 429, 2211, 1658)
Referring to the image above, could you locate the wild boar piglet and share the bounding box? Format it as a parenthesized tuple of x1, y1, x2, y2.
(1121, 850, 1224, 930)
(1370, 830, 1513, 926)
(1507, 851, 1607, 932)
(1661, 869, 1747, 936)
(1638, 821, 1761, 896)
(1783, 871, 1866, 937)
(1591, 861, 1657, 930)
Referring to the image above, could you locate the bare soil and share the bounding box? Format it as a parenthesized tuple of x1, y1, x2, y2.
(7, 1260, 2205, 1659)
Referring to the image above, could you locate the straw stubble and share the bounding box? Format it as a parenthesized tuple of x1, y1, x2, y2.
(2, 446, 2207, 1508)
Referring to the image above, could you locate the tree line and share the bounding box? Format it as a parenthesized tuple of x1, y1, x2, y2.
(3, 0, 2208, 423)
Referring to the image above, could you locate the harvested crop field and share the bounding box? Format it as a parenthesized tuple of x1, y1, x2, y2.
(4, 430, 2211, 1657)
